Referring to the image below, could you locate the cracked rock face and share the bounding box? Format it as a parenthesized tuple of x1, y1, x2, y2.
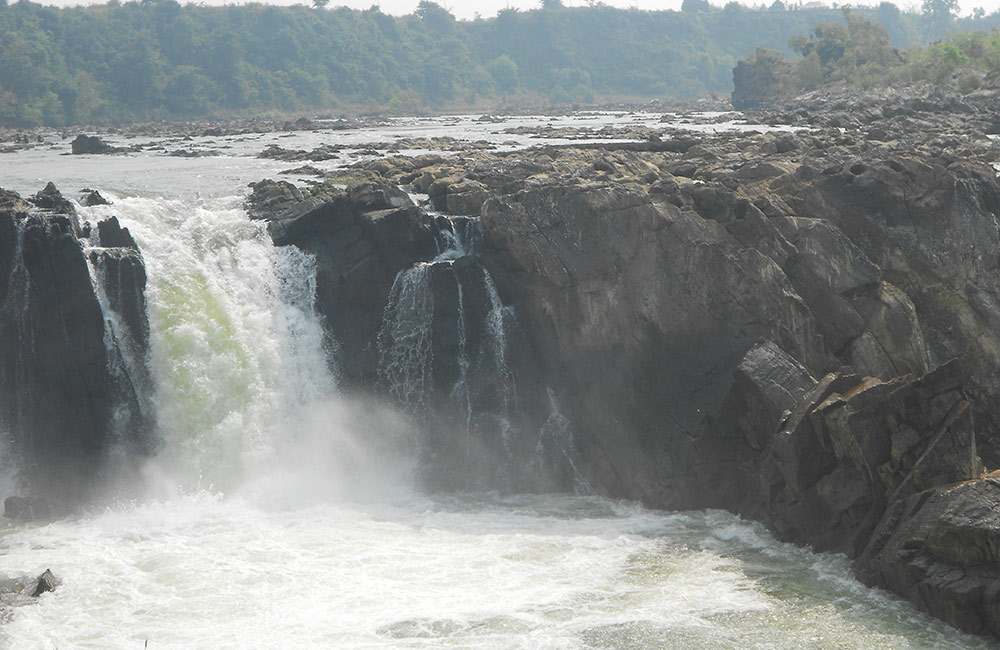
(257, 92, 1000, 636)
(0, 185, 152, 505)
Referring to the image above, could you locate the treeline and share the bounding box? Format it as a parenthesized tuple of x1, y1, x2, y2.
(0, 0, 997, 127)
(732, 6, 1000, 109)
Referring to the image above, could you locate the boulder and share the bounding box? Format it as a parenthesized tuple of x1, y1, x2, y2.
(31, 570, 57, 597)
(748, 358, 982, 555)
(70, 134, 111, 155)
(247, 179, 435, 386)
(857, 479, 1000, 637)
(3, 496, 55, 520)
(82, 189, 110, 206)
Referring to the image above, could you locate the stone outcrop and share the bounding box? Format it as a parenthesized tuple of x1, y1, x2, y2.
(857, 478, 1000, 637)
(246, 179, 568, 492)
(244, 92, 1000, 636)
(70, 134, 114, 155)
(246, 178, 437, 386)
(0, 185, 152, 504)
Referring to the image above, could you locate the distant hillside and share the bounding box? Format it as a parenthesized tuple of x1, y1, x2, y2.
(732, 10, 1000, 110)
(0, 0, 996, 127)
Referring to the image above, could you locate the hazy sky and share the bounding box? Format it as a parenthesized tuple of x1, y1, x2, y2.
(33, 0, 1000, 19)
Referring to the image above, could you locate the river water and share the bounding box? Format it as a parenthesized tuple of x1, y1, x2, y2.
(0, 113, 996, 649)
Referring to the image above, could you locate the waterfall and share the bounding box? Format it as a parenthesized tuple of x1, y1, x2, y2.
(84, 243, 151, 451)
(2, 223, 31, 426)
(377, 263, 434, 415)
(480, 267, 515, 442)
(537, 388, 590, 495)
(78, 196, 344, 495)
(0, 222, 29, 491)
(449, 266, 472, 437)
(376, 213, 526, 485)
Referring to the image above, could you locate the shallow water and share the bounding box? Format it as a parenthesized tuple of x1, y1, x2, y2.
(0, 114, 996, 649)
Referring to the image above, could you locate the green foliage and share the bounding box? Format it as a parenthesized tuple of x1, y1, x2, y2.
(0, 0, 990, 127)
(735, 7, 1000, 105)
(487, 55, 518, 94)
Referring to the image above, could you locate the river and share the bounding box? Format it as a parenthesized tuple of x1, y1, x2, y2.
(0, 113, 996, 649)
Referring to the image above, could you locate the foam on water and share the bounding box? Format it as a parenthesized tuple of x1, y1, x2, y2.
(0, 494, 993, 650)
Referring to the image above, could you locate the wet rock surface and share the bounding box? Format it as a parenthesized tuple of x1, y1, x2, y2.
(247, 178, 438, 388)
(245, 89, 1000, 637)
(0, 184, 152, 504)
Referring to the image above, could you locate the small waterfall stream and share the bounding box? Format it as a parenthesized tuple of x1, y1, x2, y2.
(376, 214, 523, 482)
(2, 223, 31, 428)
(84, 243, 151, 451)
(377, 263, 434, 414)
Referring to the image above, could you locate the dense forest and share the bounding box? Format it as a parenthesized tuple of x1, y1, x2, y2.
(1, 0, 998, 126)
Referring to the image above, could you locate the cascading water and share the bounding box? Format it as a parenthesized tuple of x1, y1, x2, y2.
(480, 266, 516, 447)
(536, 388, 590, 495)
(84, 243, 151, 452)
(449, 266, 473, 437)
(0, 223, 30, 493)
(1, 223, 31, 431)
(74, 194, 409, 502)
(377, 263, 434, 414)
(376, 214, 522, 482)
(0, 125, 995, 649)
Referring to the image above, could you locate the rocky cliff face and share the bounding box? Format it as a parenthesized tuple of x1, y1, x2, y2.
(246, 179, 573, 492)
(250, 99, 1000, 637)
(0, 185, 152, 505)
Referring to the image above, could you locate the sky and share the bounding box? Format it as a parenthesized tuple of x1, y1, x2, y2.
(33, 0, 1000, 19)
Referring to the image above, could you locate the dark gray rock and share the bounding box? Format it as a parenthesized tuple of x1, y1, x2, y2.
(857, 479, 1000, 637)
(82, 189, 110, 207)
(70, 134, 112, 155)
(0, 186, 153, 503)
(96, 216, 137, 249)
(480, 182, 824, 507)
(31, 570, 57, 597)
(247, 178, 434, 387)
(3, 496, 55, 520)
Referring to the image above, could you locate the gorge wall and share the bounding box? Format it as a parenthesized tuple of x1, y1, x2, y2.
(248, 93, 1000, 637)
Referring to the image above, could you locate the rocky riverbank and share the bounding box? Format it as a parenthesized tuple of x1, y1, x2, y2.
(244, 87, 1000, 638)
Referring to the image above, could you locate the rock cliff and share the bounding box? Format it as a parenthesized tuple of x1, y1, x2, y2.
(0, 185, 152, 505)
(250, 98, 1000, 636)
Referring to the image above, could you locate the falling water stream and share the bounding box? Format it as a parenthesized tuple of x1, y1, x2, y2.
(0, 118, 997, 649)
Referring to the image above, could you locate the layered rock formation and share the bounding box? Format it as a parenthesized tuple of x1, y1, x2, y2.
(0, 185, 151, 506)
(248, 96, 1000, 636)
(246, 179, 564, 491)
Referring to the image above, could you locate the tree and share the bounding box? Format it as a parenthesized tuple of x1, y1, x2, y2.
(731, 47, 789, 109)
(312, 0, 329, 7)
(922, 0, 958, 20)
(681, 0, 712, 10)
(487, 54, 518, 94)
(415, 1, 454, 32)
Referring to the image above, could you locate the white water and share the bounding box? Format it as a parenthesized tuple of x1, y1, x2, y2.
(0, 117, 997, 649)
(0, 494, 994, 649)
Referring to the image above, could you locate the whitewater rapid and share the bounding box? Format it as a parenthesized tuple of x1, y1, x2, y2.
(0, 118, 996, 649)
(2, 493, 994, 650)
